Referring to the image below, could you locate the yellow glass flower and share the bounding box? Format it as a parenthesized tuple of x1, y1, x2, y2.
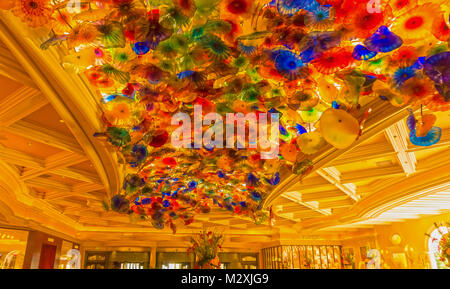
(392, 3, 441, 40)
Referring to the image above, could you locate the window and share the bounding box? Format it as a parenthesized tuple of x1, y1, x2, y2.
(428, 226, 449, 269)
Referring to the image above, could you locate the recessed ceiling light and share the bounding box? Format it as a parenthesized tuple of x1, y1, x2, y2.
(59, 119, 65, 123)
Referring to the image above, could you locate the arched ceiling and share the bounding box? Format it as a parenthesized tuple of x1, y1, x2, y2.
(0, 8, 448, 247)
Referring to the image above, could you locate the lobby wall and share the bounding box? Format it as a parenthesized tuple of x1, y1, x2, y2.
(341, 211, 450, 269)
(23, 231, 63, 269)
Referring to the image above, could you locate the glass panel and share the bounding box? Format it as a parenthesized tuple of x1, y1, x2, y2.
(156, 252, 192, 269)
(327, 246, 335, 269)
(334, 246, 342, 269)
(0, 228, 29, 269)
(292, 246, 300, 269)
(320, 246, 328, 269)
(306, 246, 313, 269)
(261, 245, 343, 269)
(313, 246, 321, 269)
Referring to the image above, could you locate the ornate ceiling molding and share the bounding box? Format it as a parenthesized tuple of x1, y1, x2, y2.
(0, 14, 121, 199)
(294, 162, 450, 232)
(0, 159, 80, 237)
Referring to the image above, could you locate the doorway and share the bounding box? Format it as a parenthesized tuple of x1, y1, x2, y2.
(39, 244, 57, 269)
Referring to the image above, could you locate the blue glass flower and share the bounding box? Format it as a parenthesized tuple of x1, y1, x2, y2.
(141, 198, 152, 205)
(306, 5, 331, 25)
(188, 181, 197, 189)
(177, 70, 195, 79)
(238, 41, 257, 55)
(296, 124, 307, 135)
(410, 57, 426, 71)
(352, 45, 377, 60)
(279, 124, 288, 136)
(110, 195, 130, 213)
(407, 109, 441, 147)
(271, 49, 306, 80)
(277, 0, 319, 15)
(247, 173, 259, 186)
(132, 41, 150, 55)
(393, 67, 416, 86)
(410, 127, 442, 147)
(162, 200, 171, 207)
(331, 101, 340, 109)
(266, 172, 280, 186)
(364, 26, 403, 53)
(250, 191, 262, 202)
(130, 144, 148, 167)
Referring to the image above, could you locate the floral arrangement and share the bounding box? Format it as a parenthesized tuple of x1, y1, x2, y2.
(187, 230, 224, 268)
(435, 223, 450, 266)
(342, 250, 355, 268)
(438, 234, 450, 266)
(1, 0, 448, 231)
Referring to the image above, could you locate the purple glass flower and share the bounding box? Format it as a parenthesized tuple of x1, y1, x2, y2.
(424, 51, 450, 102)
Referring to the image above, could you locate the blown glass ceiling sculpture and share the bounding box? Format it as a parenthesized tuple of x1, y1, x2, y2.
(2, 0, 449, 232)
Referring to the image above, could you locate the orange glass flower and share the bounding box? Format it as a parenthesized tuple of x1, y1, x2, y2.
(346, 3, 392, 38)
(220, 0, 254, 18)
(112, 103, 132, 120)
(67, 24, 99, 48)
(311, 47, 354, 75)
(12, 0, 54, 28)
(174, 0, 197, 17)
(401, 78, 434, 102)
(391, 46, 419, 67)
(431, 14, 450, 41)
(413, 93, 450, 112)
(0, 0, 15, 10)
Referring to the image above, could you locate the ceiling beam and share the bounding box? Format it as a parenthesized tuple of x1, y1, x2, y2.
(0, 43, 36, 88)
(1, 120, 84, 154)
(316, 167, 360, 201)
(24, 176, 73, 193)
(319, 198, 353, 209)
(73, 183, 105, 194)
(20, 151, 88, 180)
(283, 191, 332, 216)
(329, 129, 449, 166)
(385, 120, 416, 175)
(43, 190, 104, 201)
(50, 167, 101, 184)
(331, 142, 395, 166)
(301, 190, 348, 202)
(0, 86, 47, 126)
(340, 165, 405, 183)
(0, 144, 44, 168)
